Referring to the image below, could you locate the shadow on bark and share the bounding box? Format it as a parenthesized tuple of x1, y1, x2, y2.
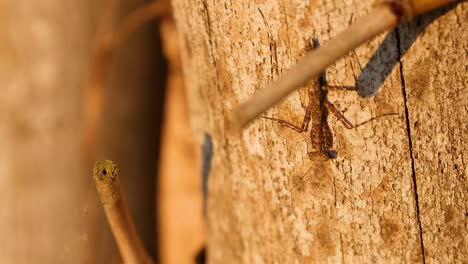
(357, 3, 459, 97)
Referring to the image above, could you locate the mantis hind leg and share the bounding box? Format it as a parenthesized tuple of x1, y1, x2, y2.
(324, 101, 399, 129)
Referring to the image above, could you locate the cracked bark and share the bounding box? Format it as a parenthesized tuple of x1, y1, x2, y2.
(396, 27, 427, 262)
(172, 0, 466, 263)
(397, 3, 467, 263)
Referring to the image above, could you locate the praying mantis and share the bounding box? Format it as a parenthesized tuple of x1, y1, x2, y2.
(263, 37, 398, 160)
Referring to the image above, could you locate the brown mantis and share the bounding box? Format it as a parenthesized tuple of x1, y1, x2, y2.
(233, 0, 457, 129)
(263, 37, 398, 160)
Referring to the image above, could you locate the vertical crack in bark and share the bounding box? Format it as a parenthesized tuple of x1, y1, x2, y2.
(339, 231, 346, 264)
(201, 0, 216, 65)
(279, 0, 292, 57)
(395, 28, 426, 264)
(258, 8, 279, 78)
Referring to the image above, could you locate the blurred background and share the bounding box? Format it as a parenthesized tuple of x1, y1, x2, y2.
(0, 0, 204, 263)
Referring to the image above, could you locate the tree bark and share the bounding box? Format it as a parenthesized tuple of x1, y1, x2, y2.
(398, 5, 467, 263)
(172, 0, 466, 263)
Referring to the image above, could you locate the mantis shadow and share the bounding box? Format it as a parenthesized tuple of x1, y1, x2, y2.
(357, 3, 460, 97)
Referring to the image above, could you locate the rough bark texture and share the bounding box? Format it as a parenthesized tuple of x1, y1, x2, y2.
(172, 0, 466, 263)
(398, 4, 467, 263)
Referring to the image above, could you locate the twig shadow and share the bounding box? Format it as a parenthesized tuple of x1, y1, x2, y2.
(357, 3, 460, 97)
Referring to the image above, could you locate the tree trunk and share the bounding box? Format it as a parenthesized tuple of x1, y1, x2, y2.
(0, 1, 97, 262)
(172, 1, 466, 263)
(0, 1, 163, 263)
(158, 14, 205, 264)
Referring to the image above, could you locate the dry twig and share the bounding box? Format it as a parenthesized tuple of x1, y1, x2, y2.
(82, 1, 170, 263)
(82, 0, 170, 165)
(232, 0, 458, 129)
(94, 160, 154, 264)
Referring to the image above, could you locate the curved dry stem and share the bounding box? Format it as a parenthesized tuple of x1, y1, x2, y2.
(110, 1, 171, 47)
(94, 160, 154, 264)
(83, 3, 170, 262)
(82, 0, 170, 166)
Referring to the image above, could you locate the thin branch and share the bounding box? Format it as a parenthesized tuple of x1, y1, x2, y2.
(82, 0, 170, 166)
(81, 0, 119, 166)
(109, 1, 171, 47)
(83, 2, 170, 263)
(94, 160, 154, 264)
(231, 0, 457, 130)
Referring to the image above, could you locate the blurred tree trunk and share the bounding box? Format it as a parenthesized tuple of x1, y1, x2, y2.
(0, 1, 97, 263)
(0, 0, 164, 263)
(158, 13, 206, 264)
(172, 0, 466, 263)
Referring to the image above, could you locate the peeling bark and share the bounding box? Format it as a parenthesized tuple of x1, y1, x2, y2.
(172, 0, 466, 262)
